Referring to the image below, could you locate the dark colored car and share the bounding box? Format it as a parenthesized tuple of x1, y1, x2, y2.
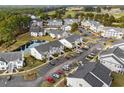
(56, 70, 64, 75)
(49, 62, 56, 66)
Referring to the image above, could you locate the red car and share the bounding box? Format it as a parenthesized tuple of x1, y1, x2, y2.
(56, 70, 64, 75)
(46, 76, 55, 83)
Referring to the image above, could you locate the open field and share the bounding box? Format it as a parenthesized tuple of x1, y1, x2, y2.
(112, 72, 124, 87)
(113, 13, 124, 18)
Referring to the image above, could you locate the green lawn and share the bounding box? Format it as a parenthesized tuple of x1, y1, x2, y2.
(0, 32, 55, 52)
(112, 72, 124, 87)
(19, 56, 46, 71)
(113, 13, 124, 18)
(47, 11, 56, 15)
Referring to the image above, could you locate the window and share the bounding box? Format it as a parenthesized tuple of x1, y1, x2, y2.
(79, 84, 83, 87)
(1, 62, 4, 65)
(2, 67, 5, 70)
(18, 61, 21, 64)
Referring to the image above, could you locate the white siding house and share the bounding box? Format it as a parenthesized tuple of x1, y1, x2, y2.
(99, 47, 124, 73)
(101, 27, 124, 39)
(49, 30, 69, 39)
(0, 52, 24, 72)
(67, 62, 112, 87)
(31, 40, 64, 60)
(81, 20, 104, 32)
(59, 34, 83, 48)
(47, 19, 63, 27)
(61, 25, 72, 31)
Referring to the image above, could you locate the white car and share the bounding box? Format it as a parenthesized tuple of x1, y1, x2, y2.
(62, 64, 70, 71)
(51, 73, 60, 79)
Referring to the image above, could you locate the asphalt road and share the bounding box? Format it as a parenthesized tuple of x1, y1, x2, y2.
(0, 43, 102, 87)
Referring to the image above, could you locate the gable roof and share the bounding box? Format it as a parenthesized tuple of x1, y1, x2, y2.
(68, 62, 96, 78)
(34, 40, 63, 54)
(50, 30, 65, 35)
(0, 52, 23, 62)
(112, 40, 124, 46)
(65, 34, 82, 43)
(0, 57, 7, 63)
(68, 62, 112, 86)
(91, 63, 112, 85)
(101, 47, 124, 59)
(82, 20, 102, 28)
(30, 25, 44, 33)
(47, 19, 63, 26)
(103, 27, 123, 33)
(84, 73, 103, 87)
(64, 19, 80, 25)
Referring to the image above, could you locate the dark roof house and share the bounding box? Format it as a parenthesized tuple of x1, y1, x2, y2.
(68, 62, 112, 87)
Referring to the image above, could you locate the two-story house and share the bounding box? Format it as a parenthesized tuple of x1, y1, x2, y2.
(67, 62, 112, 87)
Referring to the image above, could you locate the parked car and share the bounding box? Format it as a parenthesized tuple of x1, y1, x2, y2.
(62, 64, 71, 71)
(85, 57, 91, 60)
(51, 73, 60, 79)
(46, 76, 55, 83)
(56, 70, 64, 75)
(90, 52, 96, 56)
(87, 55, 94, 58)
(49, 62, 56, 66)
(6, 76, 12, 81)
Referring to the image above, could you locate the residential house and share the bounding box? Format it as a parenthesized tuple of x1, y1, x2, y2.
(101, 27, 124, 39)
(31, 20, 43, 28)
(110, 40, 124, 49)
(59, 34, 83, 48)
(67, 62, 112, 87)
(61, 25, 71, 31)
(30, 25, 45, 37)
(99, 47, 124, 73)
(64, 19, 80, 25)
(48, 30, 69, 39)
(81, 20, 103, 32)
(47, 19, 63, 27)
(31, 40, 64, 60)
(0, 52, 24, 72)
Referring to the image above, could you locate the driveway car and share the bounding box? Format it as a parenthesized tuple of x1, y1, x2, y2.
(46, 76, 55, 83)
(49, 62, 56, 66)
(56, 70, 64, 75)
(62, 64, 71, 71)
(51, 73, 60, 79)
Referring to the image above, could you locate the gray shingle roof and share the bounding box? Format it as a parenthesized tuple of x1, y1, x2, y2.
(84, 73, 103, 87)
(68, 62, 96, 78)
(30, 26, 44, 33)
(0, 52, 23, 62)
(112, 40, 124, 46)
(34, 40, 63, 54)
(91, 63, 112, 85)
(68, 62, 112, 86)
(65, 34, 82, 43)
(101, 47, 124, 57)
(0, 57, 7, 63)
(50, 30, 64, 35)
(103, 27, 123, 32)
(64, 19, 80, 25)
(101, 47, 117, 56)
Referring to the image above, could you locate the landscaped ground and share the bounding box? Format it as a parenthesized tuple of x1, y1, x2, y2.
(0, 32, 55, 52)
(19, 56, 46, 71)
(112, 72, 124, 87)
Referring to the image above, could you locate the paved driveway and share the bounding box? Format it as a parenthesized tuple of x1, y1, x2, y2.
(0, 43, 101, 87)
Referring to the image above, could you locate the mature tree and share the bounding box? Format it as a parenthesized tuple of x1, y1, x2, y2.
(71, 23, 78, 32)
(95, 7, 101, 13)
(66, 14, 72, 18)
